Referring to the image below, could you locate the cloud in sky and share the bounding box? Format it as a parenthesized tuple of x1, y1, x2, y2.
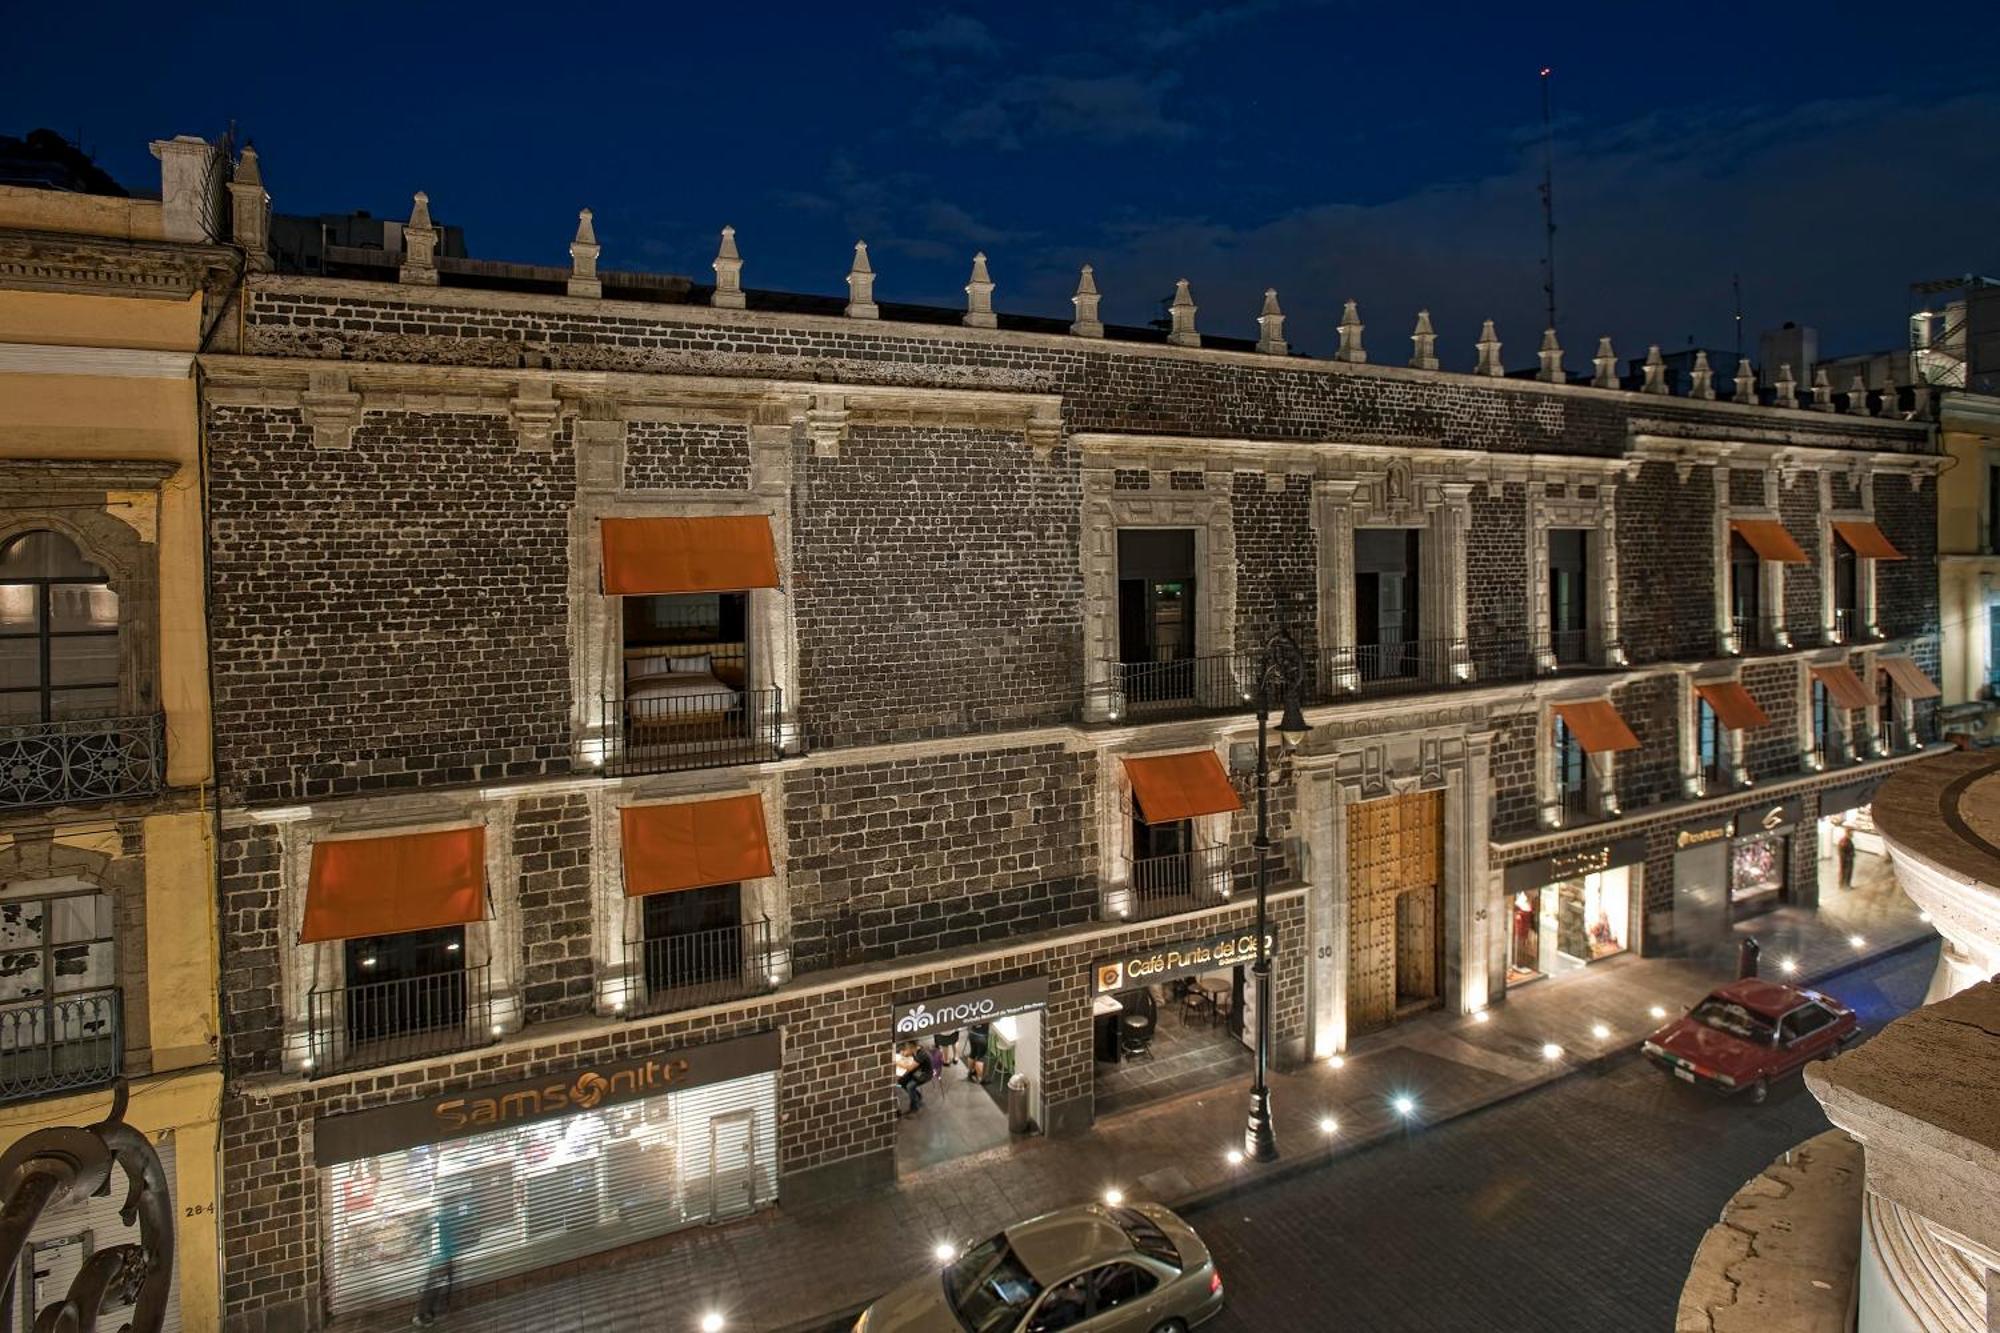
(941, 71, 1194, 150)
(890, 13, 1002, 61)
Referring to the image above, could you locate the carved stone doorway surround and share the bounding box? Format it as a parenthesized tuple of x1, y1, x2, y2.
(1293, 714, 1495, 1058)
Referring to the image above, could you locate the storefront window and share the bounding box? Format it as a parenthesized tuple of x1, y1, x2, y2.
(1731, 833, 1788, 907)
(320, 1071, 778, 1317)
(1550, 867, 1630, 964)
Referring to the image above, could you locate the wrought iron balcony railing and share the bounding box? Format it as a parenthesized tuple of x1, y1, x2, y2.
(305, 964, 493, 1077)
(1108, 844, 1235, 923)
(1106, 653, 1255, 719)
(1831, 608, 1862, 643)
(602, 688, 786, 777)
(0, 990, 121, 1104)
(621, 918, 775, 1017)
(0, 714, 164, 810)
(1541, 785, 1602, 829)
(1547, 627, 1591, 667)
(1319, 638, 1474, 699)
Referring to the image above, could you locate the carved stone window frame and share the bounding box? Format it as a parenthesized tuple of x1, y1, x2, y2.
(1313, 464, 1472, 688)
(1527, 477, 1623, 670)
(587, 774, 792, 1017)
(1094, 740, 1239, 921)
(1683, 669, 1749, 797)
(1537, 695, 1621, 828)
(1823, 459, 1880, 643)
(1799, 652, 1858, 769)
(0, 460, 174, 719)
(273, 801, 522, 1075)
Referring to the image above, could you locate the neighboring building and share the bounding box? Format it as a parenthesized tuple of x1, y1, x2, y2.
(0, 134, 246, 1329)
(193, 164, 1945, 1330)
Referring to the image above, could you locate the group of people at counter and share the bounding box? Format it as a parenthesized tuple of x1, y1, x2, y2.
(893, 1024, 991, 1115)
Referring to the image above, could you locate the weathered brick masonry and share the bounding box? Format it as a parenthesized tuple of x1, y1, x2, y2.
(1742, 660, 1803, 780)
(1617, 462, 1717, 661)
(1230, 471, 1317, 659)
(1467, 481, 1528, 659)
(623, 419, 751, 491)
(1780, 470, 1821, 633)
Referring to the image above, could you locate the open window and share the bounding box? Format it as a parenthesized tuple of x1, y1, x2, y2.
(1116, 750, 1241, 921)
(1728, 531, 1762, 652)
(1548, 529, 1590, 667)
(617, 794, 777, 1015)
(1116, 530, 1200, 710)
(1354, 528, 1422, 684)
(1544, 700, 1638, 827)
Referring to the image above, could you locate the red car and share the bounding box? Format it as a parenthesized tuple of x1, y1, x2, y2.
(1642, 978, 1859, 1104)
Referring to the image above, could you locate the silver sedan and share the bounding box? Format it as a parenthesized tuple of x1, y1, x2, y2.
(853, 1201, 1224, 1333)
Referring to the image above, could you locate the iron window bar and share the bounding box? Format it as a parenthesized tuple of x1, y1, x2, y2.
(620, 917, 775, 1018)
(305, 963, 493, 1077)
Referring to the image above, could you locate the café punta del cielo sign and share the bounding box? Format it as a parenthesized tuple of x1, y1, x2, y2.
(1092, 925, 1275, 996)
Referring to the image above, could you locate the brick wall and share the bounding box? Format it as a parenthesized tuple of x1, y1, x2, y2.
(781, 744, 1097, 973)
(623, 420, 751, 491)
(1873, 475, 1938, 638)
(1617, 462, 1716, 662)
(1612, 676, 1679, 812)
(1230, 472, 1317, 659)
(1780, 470, 1821, 634)
(217, 893, 1308, 1331)
(1490, 710, 1540, 835)
(1467, 482, 1528, 667)
(1742, 660, 1802, 780)
(1728, 468, 1766, 508)
(218, 825, 285, 1075)
(515, 793, 595, 1024)
(1829, 470, 1861, 512)
(792, 427, 1081, 747)
(205, 406, 575, 804)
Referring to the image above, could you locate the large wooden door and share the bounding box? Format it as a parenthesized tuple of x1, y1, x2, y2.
(1346, 789, 1443, 1036)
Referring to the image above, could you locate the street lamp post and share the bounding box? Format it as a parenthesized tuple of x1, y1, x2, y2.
(1246, 628, 1310, 1163)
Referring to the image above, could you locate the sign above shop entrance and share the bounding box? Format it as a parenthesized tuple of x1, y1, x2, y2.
(1092, 926, 1275, 995)
(892, 975, 1048, 1039)
(1818, 776, 1883, 818)
(1675, 812, 1736, 850)
(312, 1028, 782, 1167)
(1743, 796, 1804, 834)
(1503, 834, 1648, 894)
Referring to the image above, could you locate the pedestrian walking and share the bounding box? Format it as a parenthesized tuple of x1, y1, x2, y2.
(1835, 827, 1856, 891)
(413, 1192, 473, 1325)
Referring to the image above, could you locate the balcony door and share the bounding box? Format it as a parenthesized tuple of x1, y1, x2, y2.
(0, 888, 118, 1100)
(1354, 528, 1420, 681)
(1728, 533, 1761, 646)
(1117, 530, 1198, 705)
(341, 926, 467, 1050)
(1549, 530, 1589, 664)
(641, 884, 744, 1000)
(0, 531, 120, 724)
(1832, 535, 1858, 638)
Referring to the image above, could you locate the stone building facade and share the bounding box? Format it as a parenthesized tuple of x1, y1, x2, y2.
(198, 181, 1946, 1330)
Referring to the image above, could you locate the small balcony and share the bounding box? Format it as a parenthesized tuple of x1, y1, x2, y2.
(1103, 653, 1255, 721)
(0, 714, 164, 811)
(620, 918, 776, 1018)
(1319, 638, 1475, 700)
(1541, 785, 1603, 829)
(1547, 627, 1591, 669)
(0, 990, 121, 1104)
(1831, 608, 1865, 644)
(602, 688, 787, 777)
(1106, 844, 1235, 923)
(305, 964, 494, 1077)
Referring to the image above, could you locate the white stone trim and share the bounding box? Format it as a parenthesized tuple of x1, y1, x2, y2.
(1526, 475, 1622, 670)
(0, 344, 196, 379)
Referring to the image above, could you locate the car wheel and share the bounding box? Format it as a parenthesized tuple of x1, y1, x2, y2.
(1152, 1321, 1188, 1333)
(1747, 1077, 1769, 1105)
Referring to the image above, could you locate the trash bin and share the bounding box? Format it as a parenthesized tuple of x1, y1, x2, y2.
(1006, 1074, 1032, 1134)
(1737, 936, 1760, 980)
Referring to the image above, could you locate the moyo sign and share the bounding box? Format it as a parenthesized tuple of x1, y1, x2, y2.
(891, 975, 1049, 1039)
(1093, 927, 1275, 996)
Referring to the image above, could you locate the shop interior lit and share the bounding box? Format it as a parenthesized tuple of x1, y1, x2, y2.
(894, 1011, 1043, 1174)
(1508, 866, 1634, 986)
(1091, 965, 1254, 1119)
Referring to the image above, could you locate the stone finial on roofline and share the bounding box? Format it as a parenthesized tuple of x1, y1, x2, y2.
(1474, 319, 1503, 376)
(964, 252, 997, 328)
(1335, 299, 1366, 363)
(400, 191, 440, 286)
(1641, 345, 1668, 395)
(711, 226, 746, 309)
(1774, 362, 1799, 408)
(1846, 372, 1868, 415)
(1167, 279, 1199, 347)
(1733, 359, 1757, 406)
(1592, 337, 1618, 388)
(845, 241, 878, 319)
(567, 208, 602, 299)
(1689, 349, 1716, 400)
(1408, 310, 1439, 370)
(1810, 366, 1834, 411)
(1071, 265, 1104, 337)
(1255, 289, 1288, 356)
(228, 143, 272, 272)
(1536, 328, 1563, 383)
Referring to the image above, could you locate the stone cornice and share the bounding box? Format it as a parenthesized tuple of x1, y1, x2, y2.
(0, 228, 238, 301)
(0, 343, 195, 379)
(1073, 431, 1633, 477)
(1630, 431, 1939, 473)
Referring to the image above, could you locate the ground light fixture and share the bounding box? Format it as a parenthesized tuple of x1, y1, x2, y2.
(1541, 1042, 1564, 1060)
(1470, 1009, 1491, 1024)
(1849, 934, 1867, 949)
(1319, 1116, 1338, 1135)
(1780, 956, 1799, 974)
(700, 1314, 724, 1333)
(1326, 1054, 1345, 1069)
(1649, 1005, 1667, 1020)
(933, 1241, 956, 1262)
(1919, 911, 1932, 924)
(1391, 1094, 1416, 1118)
(1590, 1022, 1610, 1040)
(1103, 1188, 1124, 1207)
(1225, 1149, 1245, 1166)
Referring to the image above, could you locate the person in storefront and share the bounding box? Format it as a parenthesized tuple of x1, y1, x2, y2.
(895, 1041, 932, 1114)
(1835, 827, 1857, 890)
(934, 1028, 960, 1068)
(963, 1023, 990, 1084)
(412, 1191, 474, 1326)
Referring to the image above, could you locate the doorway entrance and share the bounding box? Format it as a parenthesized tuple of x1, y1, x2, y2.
(1346, 789, 1444, 1036)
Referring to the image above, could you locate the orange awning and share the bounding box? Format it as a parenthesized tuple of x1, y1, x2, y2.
(301, 827, 486, 943)
(1695, 681, 1771, 732)
(1122, 750, 1243, 824)
(621, 794, 774, 897)
(1878, 656, 1941, 700)
(1811, 664, 1874, 710)
(601, 516, 780, 596)
(1730, 519, 1809, 564)
(1552, 700, 1640, 754)
(1831, 521, 1905, 561)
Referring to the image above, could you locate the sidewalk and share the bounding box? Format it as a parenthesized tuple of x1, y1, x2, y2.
(369, 880, 1931, 1333)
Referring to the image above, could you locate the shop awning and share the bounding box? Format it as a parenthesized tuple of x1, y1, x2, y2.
(1694, 681, 1771, 731)
(1552, 700, 1640, 754)
(1830, 520, 1905, 561)
(600, 516, 780, 596)
(301, 827, 486, 943)
(621, 793, 774, 897)
(1122, 750, 1244, 823)
(1810, 664, 1875, 710)
(1878, 656, 1941, 700)
(1729, 519, 1810, 564)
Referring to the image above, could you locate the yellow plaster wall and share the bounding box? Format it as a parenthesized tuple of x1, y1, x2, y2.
(0, 1071, 222, 1331)
(144, 811, 218, 1070)
(0, 288, 200, 352)
(1938, 430, 1986, 555)
(0, 186, 167, 242)
(0, 357, 211, 787)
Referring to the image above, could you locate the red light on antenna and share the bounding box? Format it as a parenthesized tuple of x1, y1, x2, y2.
(1540, 67, 1552, 77)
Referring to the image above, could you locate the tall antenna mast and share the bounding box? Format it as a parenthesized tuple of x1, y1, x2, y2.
(1732, 273, 1743, 363)
(1539, 66, 1558, 332)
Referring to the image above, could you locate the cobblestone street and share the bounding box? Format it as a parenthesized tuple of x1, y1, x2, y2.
(1192, 939, 1939, 1333)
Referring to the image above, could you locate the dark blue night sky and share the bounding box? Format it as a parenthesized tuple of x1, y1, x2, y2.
(10, 1, 1999, 362)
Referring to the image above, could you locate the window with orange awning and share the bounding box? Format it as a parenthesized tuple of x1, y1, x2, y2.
(601, 516, 780, 596)
(301, 827, 487, 943)
(1810, 664, 1874, 710)
(1121, 750, 1244, 823)
(1829, 521, 1904, 561)
(1551, 700, 1640, 753)
(1729, 519, 1809, 564)
(1877, 657, 1940, 700)
(1693, 681, 1771, 731)
(620, 793, 775, 896)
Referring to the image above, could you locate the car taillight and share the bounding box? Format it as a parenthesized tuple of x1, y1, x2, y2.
(1209, 1270, 1223, 1296)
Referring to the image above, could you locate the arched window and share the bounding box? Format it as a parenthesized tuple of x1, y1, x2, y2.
(0, 531, 120, 723)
